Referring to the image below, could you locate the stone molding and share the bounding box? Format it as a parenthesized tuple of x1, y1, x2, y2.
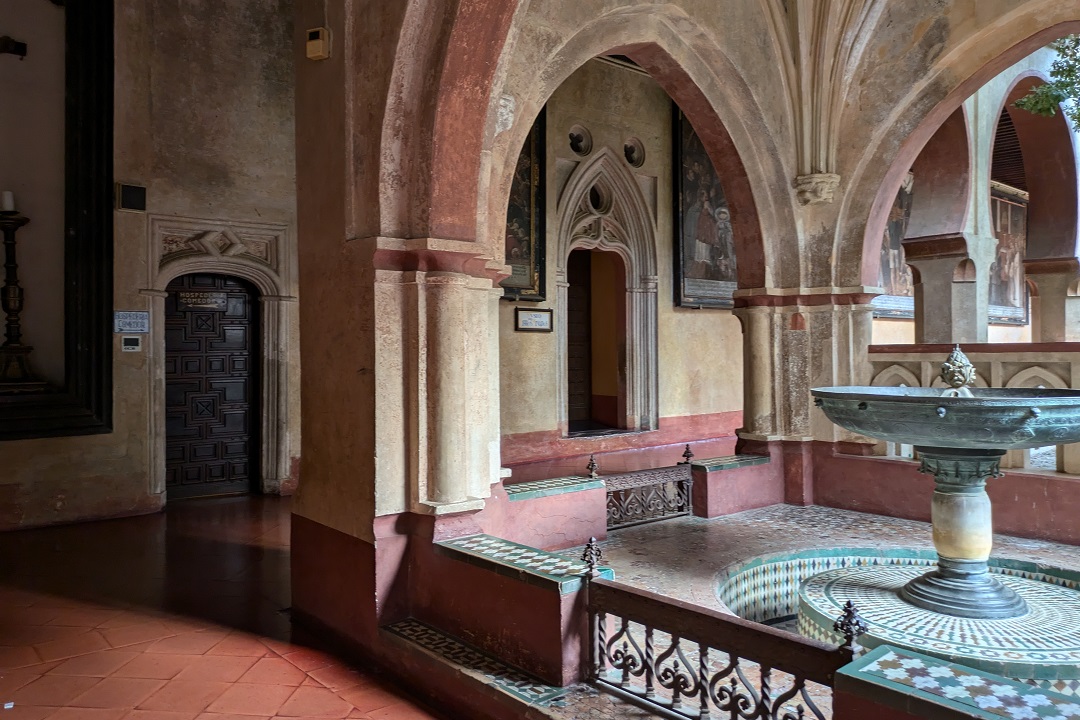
(143, 214, 296, 498)
(554, 147, 658, 432)
(793, 172, 841, 205)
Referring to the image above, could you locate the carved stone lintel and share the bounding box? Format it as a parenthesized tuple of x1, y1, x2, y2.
(794, 173, 841, 206)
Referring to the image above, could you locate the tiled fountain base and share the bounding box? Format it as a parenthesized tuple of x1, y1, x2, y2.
(799, 565, 1080, 694)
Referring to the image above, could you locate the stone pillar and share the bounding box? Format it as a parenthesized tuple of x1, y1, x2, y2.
(902, 233, 994, 343)
(1025, 259, 1080, 342)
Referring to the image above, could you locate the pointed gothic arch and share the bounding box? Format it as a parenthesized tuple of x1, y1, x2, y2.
(554, 147, 658, 433)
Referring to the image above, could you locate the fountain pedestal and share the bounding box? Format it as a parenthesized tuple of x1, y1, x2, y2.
(899, 447, 1027, 619)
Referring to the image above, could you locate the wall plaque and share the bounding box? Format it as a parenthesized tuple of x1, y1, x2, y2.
(113, 311, 149, 334)
(177, 291, 227, 311)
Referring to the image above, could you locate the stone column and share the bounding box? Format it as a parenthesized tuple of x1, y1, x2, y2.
(1025, 259, 1080, 342)
(902, 233, 994, 343)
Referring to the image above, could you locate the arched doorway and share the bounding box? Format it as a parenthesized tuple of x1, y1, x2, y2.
(164, 273, 260, 500)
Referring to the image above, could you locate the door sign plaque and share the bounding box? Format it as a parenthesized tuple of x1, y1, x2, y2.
(177, 291, 228, 311)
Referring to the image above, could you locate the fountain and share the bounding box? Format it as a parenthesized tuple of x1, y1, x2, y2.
(811, 346, 1080, 619)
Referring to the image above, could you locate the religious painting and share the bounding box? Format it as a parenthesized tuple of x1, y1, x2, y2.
(501, 109, 546, 301)
(871, 173, 916, 319)
(988, 188, 1028, 324)
(673, 105, 737, 308)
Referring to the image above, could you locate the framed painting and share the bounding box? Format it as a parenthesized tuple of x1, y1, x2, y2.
(501, 109, 546, 301)
(673, 104, 737, 308)
(871, 173, 916, 319)
(987, 186, 1029, 325)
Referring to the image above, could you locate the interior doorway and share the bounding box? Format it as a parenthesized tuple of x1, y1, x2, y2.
(164, 273, 259, 500)
(566, 248, 626, 435)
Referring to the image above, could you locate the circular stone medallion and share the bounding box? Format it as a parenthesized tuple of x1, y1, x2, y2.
(799, 565, 1080, 682)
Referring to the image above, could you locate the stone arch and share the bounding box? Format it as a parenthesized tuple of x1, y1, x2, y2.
(840, 11, 1080, 289)
(142, 218, 296, 500)
(871, 364, 920, 388)
(476, 5, 789, 290)
(1005, 366, 1068, 390)
(905, 106, 972, 240)
(554, 147, 658, 432)
(997, 74, 1079, 261)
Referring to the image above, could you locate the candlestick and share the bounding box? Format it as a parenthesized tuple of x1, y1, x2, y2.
(0, 212, 46, 391)
(1, 191, 14, 213)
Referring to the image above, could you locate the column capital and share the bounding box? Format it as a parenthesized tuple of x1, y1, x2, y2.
(732, 286, 878, 308)
(361, 235, 506, 284)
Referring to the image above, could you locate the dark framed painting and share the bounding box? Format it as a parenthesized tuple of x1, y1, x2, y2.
(501, 108, 546, 301)
(871, 174, 916, 319)
(673, 104, 737, 308)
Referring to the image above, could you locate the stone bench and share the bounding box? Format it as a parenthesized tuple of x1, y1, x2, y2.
(690, 453, 776, 518)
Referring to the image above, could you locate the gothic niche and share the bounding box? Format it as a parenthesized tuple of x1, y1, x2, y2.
(554, 147, 658, 433)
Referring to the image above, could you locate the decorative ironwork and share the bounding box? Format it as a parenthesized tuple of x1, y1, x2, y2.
(588, 579, 847, 720)
(679, 443, 694, 465)
(605, 465, 693, 530)
(582, 537, 603, 576)
(832, 600, 868, 653)
(587, 454, 599, 479)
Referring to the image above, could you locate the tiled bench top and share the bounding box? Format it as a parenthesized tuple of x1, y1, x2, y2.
(503, 475, 604, 501)
(838, 645, 1080, 720)
(691, 454, 770, 472)
(435, 534, 613, 594)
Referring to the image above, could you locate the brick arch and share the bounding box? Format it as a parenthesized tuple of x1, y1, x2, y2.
(840, 12, 1080, 288)
(475, 5, 787, 289)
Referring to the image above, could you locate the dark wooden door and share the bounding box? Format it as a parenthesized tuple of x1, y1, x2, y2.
(567, 250, 591, 426)
(165, 274, 258, 500)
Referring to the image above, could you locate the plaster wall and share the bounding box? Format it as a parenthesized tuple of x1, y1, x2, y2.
(499, 59, 743, 439)
(872, 318, 1031, 345)
(0, 1, 65, 385)
(0, 0, 299, 530)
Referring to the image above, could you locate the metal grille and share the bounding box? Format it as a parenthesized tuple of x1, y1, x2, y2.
(605, 465, 693, 530)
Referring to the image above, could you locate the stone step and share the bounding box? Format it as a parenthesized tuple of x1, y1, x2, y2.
(382, 618, 663, 719)
(690, 453, 770, 472)
(504, 475, 604, 501)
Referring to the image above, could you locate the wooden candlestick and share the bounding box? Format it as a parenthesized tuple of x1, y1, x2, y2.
(0, 212, 46, 391)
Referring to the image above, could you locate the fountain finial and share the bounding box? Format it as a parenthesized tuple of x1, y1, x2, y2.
(940, 345, 975, 397)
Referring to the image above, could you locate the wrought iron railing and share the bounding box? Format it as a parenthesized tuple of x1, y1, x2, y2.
(582, 541, 865, 720)
(605, 464, 693, 529)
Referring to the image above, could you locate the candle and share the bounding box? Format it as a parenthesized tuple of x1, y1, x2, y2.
(1, 191, 13, 212)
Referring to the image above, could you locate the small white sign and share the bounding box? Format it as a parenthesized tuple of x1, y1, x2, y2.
(114, 311, 150, 333)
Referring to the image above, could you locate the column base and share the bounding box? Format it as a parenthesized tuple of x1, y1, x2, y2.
(899, 558, 1028, 619)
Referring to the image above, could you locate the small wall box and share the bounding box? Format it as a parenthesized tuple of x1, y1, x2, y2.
(515, 307, 553, 332)
(121, 336, 142, 352)
(306, 27, 331, 60)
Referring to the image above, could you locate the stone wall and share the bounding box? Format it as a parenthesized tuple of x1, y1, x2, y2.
(0, 0, 299, 530)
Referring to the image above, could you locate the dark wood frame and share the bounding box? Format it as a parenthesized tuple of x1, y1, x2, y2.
(513, 307, 553, 333)
(672, 103, 736, 309)
(501, 108, 546, 302)
(0, 2, 114, 439)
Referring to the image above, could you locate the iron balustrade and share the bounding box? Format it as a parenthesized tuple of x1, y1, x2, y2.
(605, 464, 694, 529)
(586, 577, 859, 720)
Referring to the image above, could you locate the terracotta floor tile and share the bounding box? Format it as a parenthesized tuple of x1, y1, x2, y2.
(365, 703, 438, 720)
(278, 649, 335, 673)
(11, 673, 102, 705)
(34, 630, 111, 662)
(145, 632, 226, 656)
(336, 685, 403, 714)
(111, 652, 199, 680)
(122, 711, 199, 720)
(5, 606, 60, 626)
(275, 686, 353, 718)
(5, 624, 88, 647)
(97, 611, 155, 630)
(0, 705, 56, 720)
(171, 654, 258, 683)
(49, 708, 129, 719)
(206, 634, 269, 658)
(0, 668, 40, 696)
(102, 622, 176, 649)
(68, 676, 166, 708)
(48, 608, 123, 628)
(304, 665, 364, 692)
(137, 679, 231, 712)
(48, 649, 141, 677)
(0, 645, 41, 669)
(205, 683, 294, 715)
(195, 713, 271, 720)
(236, 657, 306, 686)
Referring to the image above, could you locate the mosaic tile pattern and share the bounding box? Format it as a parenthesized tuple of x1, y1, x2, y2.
(690, 454, 771, 472)
(799, 565, 1080, 686)
(437, 534, 612, 594)
(385, 619, 568, 705)
(504, 475, 604, 501)
(850, 646, 1080, 719)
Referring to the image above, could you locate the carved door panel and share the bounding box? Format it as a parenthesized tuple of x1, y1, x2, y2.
(567, 250, 592, 426)
(165, 274, 258, 500)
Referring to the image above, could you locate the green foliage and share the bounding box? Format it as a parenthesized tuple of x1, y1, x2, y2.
(1013, 35, 1080, 127)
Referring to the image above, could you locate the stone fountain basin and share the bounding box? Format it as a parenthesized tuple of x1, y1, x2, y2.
(811, 386, 1080, 449)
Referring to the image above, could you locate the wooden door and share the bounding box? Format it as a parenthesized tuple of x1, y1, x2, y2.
(165, 274, 258, 500)
(566, 250, 592, 426)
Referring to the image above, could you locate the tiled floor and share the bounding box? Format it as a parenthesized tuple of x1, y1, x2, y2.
(0, 496, 439, 720)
